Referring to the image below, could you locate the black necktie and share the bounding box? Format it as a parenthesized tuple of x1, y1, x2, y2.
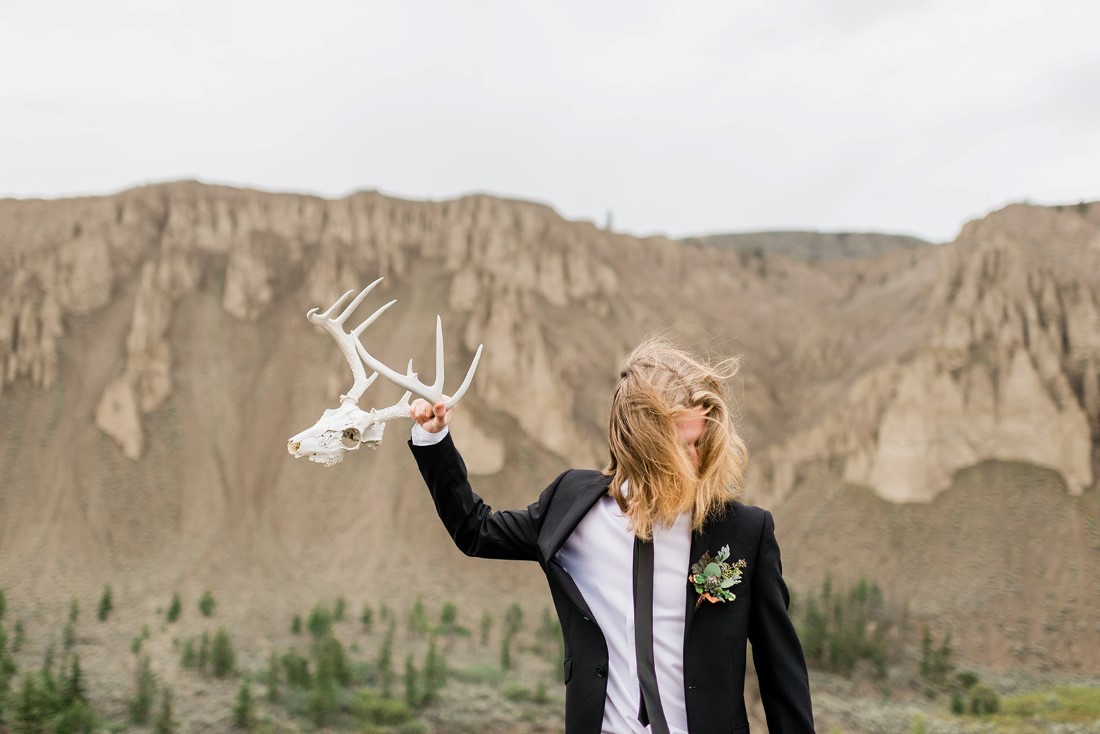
(633, 537, 670, 734)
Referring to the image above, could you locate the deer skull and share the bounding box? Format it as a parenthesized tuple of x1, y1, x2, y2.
(287, 278, 483, 467)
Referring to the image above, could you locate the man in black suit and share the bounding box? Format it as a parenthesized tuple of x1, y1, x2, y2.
(408, 339, 814, 733)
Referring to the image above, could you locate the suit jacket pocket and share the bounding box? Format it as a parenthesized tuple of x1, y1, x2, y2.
(562, 657, 573, 684)
(730, 725, 749, 733)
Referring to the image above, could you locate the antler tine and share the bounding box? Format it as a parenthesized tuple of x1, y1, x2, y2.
(335, 278, 383, 324)
(353, 337, 442, 404)
(306, 281, 388, 404)
(350, 299, 398, 340)
(345, 295, 484, 410)
(443, 343, 483, 408)
(433, 316, 445, 392)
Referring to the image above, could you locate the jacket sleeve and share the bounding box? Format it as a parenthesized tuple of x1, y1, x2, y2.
(408, 432, 565, 561)
(747, 510, 816, 733)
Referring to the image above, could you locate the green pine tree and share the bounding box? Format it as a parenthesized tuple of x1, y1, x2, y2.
(500, 631, 513, 671)
(409, 597, 428, 637)
(166, 593, 182, 623)
(14, 673, 63, 732)
(181, 638, 196, 669)
(504, 602, 524, 636)
(232, 681, 255, 730)
(154, 688, 177, 734)
(211, 628, 236, 678)
(307, 604, 332, 639)
(97, 586, 113, 622)
(404, 654, 419, 708)
(0, 624, 17, 702)
(378, 621, 396, 698)
(423, 635, 446, 703)
(480, 611, 492, 647)
(360, 604, 374, 632)
(198, 590, 216, 617)
(60, 654, 86, 706)
(198, 631, 210, 673)
(129, 655, 157, 724)
(265, 651, 281, 702)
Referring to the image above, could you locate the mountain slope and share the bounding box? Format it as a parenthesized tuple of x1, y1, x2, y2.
(0, 183, 1097, 673)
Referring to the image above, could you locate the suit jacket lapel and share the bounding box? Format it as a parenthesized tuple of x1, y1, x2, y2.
(537, 472, 612, 560)
(537, 472, 612, 623)
(683, 521, 713, 644)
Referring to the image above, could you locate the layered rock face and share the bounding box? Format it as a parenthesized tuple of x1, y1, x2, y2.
(2, 186, 1097, 500)
(1, 183, 1097, 671)
(752, 204, 1099, 505)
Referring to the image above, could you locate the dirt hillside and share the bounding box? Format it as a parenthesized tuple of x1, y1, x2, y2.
(1, 183, 1097, 675)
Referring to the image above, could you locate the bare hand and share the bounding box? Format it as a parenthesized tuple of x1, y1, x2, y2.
(409, 398, 452, 433)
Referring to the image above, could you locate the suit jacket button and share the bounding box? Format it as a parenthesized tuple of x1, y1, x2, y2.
(595, 665, 607, 678)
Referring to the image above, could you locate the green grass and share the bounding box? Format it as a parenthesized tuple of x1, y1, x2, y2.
(447, 663, 506, 687)
(994, 685, 1100, 725)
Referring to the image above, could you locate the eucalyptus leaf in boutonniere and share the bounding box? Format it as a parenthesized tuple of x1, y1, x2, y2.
(689, 545, 747, 609)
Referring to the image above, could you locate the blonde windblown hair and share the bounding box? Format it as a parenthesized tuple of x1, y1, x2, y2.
(604, 338, 749, 540)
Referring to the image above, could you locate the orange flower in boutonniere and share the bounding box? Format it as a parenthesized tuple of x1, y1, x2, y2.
(689, 545, 747, 609)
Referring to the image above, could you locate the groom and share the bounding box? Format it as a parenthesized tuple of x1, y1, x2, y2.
(408, 339, 815, 733)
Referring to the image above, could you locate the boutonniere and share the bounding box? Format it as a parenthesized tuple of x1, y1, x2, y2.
(689, 545, 747, 609)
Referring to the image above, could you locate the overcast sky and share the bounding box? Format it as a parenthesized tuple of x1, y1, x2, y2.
(2, 1, 1098, 243)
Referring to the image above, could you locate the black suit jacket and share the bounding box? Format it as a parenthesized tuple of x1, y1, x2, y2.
(410, 434, 815, 734)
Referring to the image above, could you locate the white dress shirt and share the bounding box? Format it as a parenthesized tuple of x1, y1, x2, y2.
(411, 424, 691, 734)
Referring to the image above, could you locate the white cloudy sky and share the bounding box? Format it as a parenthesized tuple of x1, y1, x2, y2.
(2, 0, 1098, 242)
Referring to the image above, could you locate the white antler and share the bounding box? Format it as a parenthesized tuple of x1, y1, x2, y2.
(306, 277, 388, 404)
(289, 278, 484, 466)
(353, 312, 483, 410)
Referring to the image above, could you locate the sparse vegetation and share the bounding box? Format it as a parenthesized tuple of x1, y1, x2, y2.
(265, 651, 281, 703)
(504, 602, 524, 636)
(211, 628, 236, 678)
(232, 681, 256, 730)
(797, 577, 892, 677)
(378, 621, 396, 697)
(154, 688, 177, 734)
(997, 685, 1100, 724)
(129, 655, 156, 724)
(180, 638, 196, 668)
(166, 593, 181, 623)
(13, 620, 24, 652)
(968, 684, 1000, 715)
(308, 603, 333, 639)
(198, 589, 216, 617)
(480, 611, 492, 647)
(404, 654, 419, 707)
(409, 597, 428, 638)
(421, 635, 445, 704)
(198, 630, 210, 672)
(919, 625, 954, 688)
(96, 586, 113, 622)
(361, 604, 374, 632)
(500, 630, 513, 671)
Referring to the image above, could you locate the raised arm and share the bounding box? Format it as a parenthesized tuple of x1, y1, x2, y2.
(407, 405, 566, 561)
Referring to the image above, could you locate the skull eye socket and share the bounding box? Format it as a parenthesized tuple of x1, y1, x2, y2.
(341, 428, 361, 448)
